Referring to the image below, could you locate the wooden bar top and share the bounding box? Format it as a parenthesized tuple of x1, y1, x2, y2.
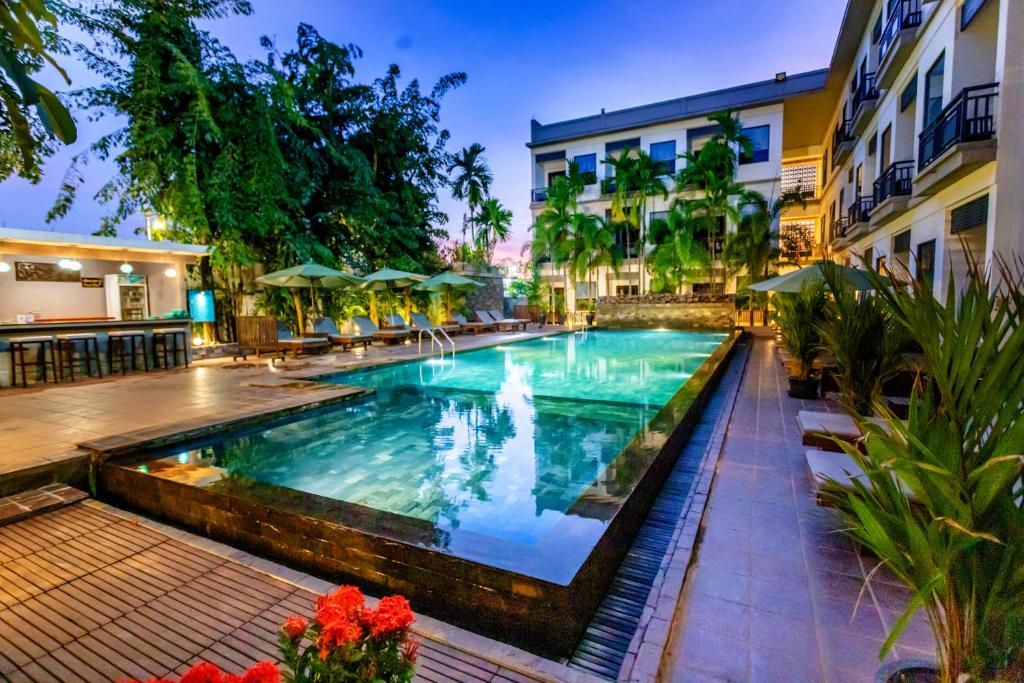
(0, 318, 192, 335)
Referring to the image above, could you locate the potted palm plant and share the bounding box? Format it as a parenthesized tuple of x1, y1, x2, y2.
(821, 260, 1024, 683)
(817, 263, 910, 415)
(772, 281, 828, 398)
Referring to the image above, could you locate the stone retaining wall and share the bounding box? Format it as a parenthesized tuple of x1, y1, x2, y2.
(597, 295, 735, 330)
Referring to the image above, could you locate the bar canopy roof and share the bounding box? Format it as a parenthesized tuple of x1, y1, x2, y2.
(0, 226, 209, 257)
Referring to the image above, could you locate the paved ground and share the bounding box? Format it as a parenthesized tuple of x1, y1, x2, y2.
(0, 326, 560, 484)
(0, 502, 551, 683)
(662, 337, 934, 682)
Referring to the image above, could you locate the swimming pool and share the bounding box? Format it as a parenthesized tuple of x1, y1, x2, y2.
(101, 328, 733, 653)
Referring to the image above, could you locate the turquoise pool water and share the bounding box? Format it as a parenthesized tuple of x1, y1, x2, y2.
(146, 329, 726, 581)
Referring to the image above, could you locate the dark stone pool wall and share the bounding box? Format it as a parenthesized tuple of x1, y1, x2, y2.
(95, 332, 740, 657)
(597, 294, 736, 330)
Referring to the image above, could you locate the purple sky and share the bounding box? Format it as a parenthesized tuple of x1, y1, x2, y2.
(0, 0, 846, 262)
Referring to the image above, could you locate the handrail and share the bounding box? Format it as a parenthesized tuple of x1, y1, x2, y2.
(918, 83, 999, 171)
(873, 160, 914, 203)
(852, 73, 879, 113)
(847, 196, 875, 227)
(416, 327, 455, 357)
(531, 188, 548, 202)
(879, 0, 922, 63)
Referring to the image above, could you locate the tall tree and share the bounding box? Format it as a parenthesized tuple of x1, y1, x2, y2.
(726, 189, 806, 286)
(673, 110, 751, 292)
(471, 197, 512, 263)
(602, 149, 667, 295)
(0, 0, 77, 181)
(447, 142, 492, 243)
(530, 174, 577, 320)
(647, 206, 707, 294)
(567, 212, 620, 305)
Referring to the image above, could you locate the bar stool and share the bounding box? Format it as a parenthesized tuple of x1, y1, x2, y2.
(56, 332, 102, 382)
(108, 330, 149, 375)
(153, 327, 190, 369)
(8, 335, 59, 388)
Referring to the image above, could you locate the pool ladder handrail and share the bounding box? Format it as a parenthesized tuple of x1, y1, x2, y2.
(417, 326, 455, 357)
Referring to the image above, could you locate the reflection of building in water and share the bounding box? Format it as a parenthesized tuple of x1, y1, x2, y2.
(530, 395, 650, 519)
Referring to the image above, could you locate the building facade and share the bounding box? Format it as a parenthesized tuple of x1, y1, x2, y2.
(527, 0, 1020, 307)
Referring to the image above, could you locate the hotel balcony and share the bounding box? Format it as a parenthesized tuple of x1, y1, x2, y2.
(828, 216, 848, 246)
(870, 160, 914, 228)
(832, 119, 855, 167)
(530, 187, 548, 205)
(844, 196, 875, 242)
(914, 84, 998, 197)
(877, 0, 923, 89)
(850, 73, 879, 136)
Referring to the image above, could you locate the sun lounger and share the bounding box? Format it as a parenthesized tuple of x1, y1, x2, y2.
(276, 321, 330, 357)
(313, 317, 372, 351)
(384, 313, 414, 331)
(488, 308, 529, 330)
(797, 410, 895, 452)
(476, 309, 520, 332)
(451, 312, 494, 334)
(410, 312, 461, 335)
(806, 448, 917, 505)
(352, 316, 410, 344)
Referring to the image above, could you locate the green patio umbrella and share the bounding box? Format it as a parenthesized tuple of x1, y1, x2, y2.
(361, 268, 428, 324)
(747, 260, 888, 293)
(414, 271, 484, 321)
(256, 263, 364, 331)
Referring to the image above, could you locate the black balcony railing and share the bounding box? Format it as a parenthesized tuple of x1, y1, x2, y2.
(848, 196, 875, 227)
(832, 119, 854, 165)
(829, 217, 848, 242)
(918, 83, 999, 171)
(879, 0, 922, 63)
(873, 160, 914, 203)
(531, 188, 548, 203)
(852, 73, 879, 114)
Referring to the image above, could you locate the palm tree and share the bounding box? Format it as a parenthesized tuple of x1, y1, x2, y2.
(566, 213, 621, 306)
(673, 110, 751, 292)
(530, 176, 576, 321)
(647, 206, 707, 294)
(472, 197, 512, 262)
(627, 150, 669, 295)
(726, 189, 807, 290)
(603, 149, 637, 292)
(447, 143, 493, 242)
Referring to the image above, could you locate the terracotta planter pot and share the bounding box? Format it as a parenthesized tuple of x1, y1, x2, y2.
(787, 376, 820, 399)
(875, 659, 939, 683)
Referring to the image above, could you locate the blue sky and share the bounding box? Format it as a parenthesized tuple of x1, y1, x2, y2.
(0, 0, 847, 260)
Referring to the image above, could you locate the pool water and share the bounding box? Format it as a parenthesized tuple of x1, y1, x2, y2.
(149, 329, 726, 581)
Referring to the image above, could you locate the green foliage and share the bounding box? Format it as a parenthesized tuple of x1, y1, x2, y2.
(772, 281, 828, 380)
(726, 189, 806, 308)
(601, 148, 667, 294)
(647, 205, 708, 293)
(448, 142, 492, 241)
(470, 197, 512, 263)
(0, 0, 76, 180)
(821, 258, 1024, 682)
(817, 262, 910, 415)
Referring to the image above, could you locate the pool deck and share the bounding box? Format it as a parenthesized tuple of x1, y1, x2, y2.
(0, 325, 563, 493)
(660, 337, 934, 682)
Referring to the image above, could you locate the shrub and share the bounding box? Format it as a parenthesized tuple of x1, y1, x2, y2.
(772, 280, 828, 379)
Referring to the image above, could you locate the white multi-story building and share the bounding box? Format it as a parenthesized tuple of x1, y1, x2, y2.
(527, 0, 1022, 307)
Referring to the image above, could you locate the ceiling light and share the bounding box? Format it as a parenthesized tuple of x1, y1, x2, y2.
(58, 258, 72, 269)
(0, 260, 11, 273)
(164, 267, 177, 278)
(120, 262, 134, 274)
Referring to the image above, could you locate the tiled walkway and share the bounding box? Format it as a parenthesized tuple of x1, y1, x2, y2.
(662, 337, 933, 682)
(0, 503, 549, 683)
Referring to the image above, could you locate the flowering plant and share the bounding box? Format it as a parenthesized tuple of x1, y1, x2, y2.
(278, 586, 417, 683)
(120, 661, 280, 683)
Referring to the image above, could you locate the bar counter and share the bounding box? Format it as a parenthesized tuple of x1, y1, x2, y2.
(0, 318, 193, 387)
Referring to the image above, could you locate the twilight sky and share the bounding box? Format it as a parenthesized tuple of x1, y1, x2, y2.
(0, 0, 846, 262)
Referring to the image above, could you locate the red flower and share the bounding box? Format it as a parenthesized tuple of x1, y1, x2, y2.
(281, 615, 308, 640)
(316, 618, 363, 660)
(365, 595, 414, 637)
(180, 662, 226, 683)
(241, 661, 281, 683)
(315, 585, 364, 626)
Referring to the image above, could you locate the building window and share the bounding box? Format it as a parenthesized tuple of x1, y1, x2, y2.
(547, 170, 565, 187)
(924, 53, 945, 127)
(961, 0, 988, 30)
(739, 125, 770, 164)
(862, 246, 874, 270)
(649, 141, 676, 175)
(780, 220, 816, 260)
(615, 285, 638, 296)
(880, 125, 892, 172)
(900, 73, 918, 111)
(782, 161, 818, 198)
(574, 153, 597, 185)
(950, 194, 989, 233)
(876, 254, 888, 275)
(917, 239, 936, 289)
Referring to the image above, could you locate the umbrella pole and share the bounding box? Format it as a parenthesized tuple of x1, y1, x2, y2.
(291, 290, 304, 336)
(369, 292, 378, 328)
(404, 290, 411, 322)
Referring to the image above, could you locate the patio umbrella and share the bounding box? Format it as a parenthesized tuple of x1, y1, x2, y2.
(414, 271, 484, 321)
(747, 261, 888, 293)
(256, 263, 364, 331)
(361, 268, 428, 324)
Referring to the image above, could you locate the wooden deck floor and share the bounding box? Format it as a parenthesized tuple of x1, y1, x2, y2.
(0, 504, 544, 683)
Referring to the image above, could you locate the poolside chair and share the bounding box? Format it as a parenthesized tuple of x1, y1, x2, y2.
(450, 312, 494, 335)
(410, 312, 461, 336)
(352, 316, 410, 345)
(313, 317, 372, 351)
(384, 313, 413, 331)
(276, 321, 331, 357)
(476, 309, 519, 332)
(806, 448, 917, 505)
(488, 308, 529, 331)
(796, 410, 895, 452)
